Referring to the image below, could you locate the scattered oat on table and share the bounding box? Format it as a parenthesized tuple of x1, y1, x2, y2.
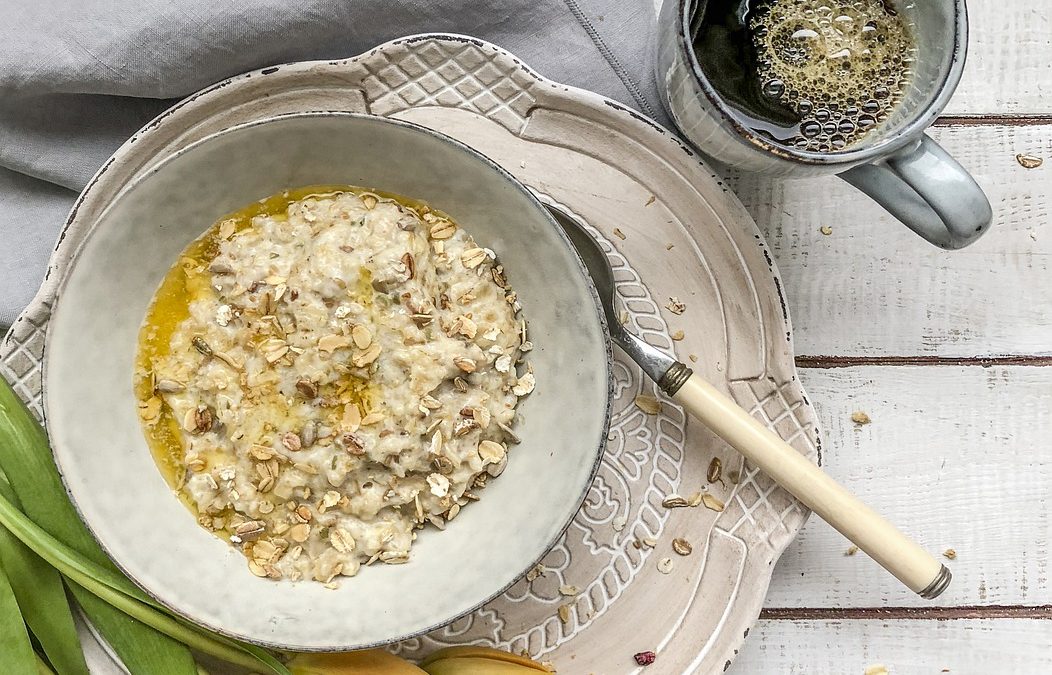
(645, 195, 656, 206)
(851, 411, 872, 425)
(943, 548, 957, 560)
(559, 584, 579, 597)
(665, 243, 675, 250)
(557, 604, 571, 624)
(612, 514, 628, 532)
(657, 557, 674, 574)
(820, 225, 833, 236)
(671, 329, 685, 341)
(613, 227, 627, 240)
(672, 538, 692, 556)
(526, 563, 547, 582)
(1016, 153, 1043, 169)
(635, 394, 662, 415)
(688, 354, 698, 363)
(864, 665, 889, 675)
(665, 297, 686, 315)
(845, 545, 859, 556)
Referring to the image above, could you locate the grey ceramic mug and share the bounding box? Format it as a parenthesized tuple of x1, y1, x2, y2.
(656, 0, 992, 250)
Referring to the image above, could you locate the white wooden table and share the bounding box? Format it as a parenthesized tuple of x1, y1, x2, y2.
(706, 3, 1052, 672)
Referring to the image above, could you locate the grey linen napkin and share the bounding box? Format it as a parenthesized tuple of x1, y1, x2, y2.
(0, 0, 667, 331)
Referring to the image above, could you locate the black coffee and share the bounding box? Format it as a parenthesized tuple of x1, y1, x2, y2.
(691, 0, 916, 152)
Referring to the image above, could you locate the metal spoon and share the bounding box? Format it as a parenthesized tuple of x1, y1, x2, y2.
(548, 204, 951, 599)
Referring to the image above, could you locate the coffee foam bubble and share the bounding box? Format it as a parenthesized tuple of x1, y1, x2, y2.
(751, 0, 916, 151)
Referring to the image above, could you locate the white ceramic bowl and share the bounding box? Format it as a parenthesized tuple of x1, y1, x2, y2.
(45, 112, 611, 651)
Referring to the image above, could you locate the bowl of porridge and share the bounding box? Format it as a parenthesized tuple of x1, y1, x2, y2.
(44, 113, 611, 650)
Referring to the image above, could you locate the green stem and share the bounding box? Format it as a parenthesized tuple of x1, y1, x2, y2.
(0, 489, 266, 672)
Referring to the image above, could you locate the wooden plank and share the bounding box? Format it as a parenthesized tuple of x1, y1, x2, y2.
(761, 365, 1052, 608)
(729, 123, 1052, 359)
(731, 618, 1052, 675)
(947, 3, 1052, 115)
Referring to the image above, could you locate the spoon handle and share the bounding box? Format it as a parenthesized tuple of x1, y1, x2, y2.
(673, 372, 951, 598)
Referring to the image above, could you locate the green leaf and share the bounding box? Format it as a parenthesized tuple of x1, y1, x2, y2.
(0, 553, 37, 674)
(0, 473, 89, 675)
(0, 379, 196, 674)
(0, 379, 290, 675)
(72, 589, 199, 675)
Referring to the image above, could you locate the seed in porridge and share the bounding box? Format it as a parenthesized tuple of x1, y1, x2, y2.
(461, 248, 488, 269)
(318, 334, 351, 353)
(453, 357, 477, 373)
(361, 194, 378, 209)
(429, 220, 457, 239)
(453, 416, 480, 437)
(295, 378, 318, 399)
(431, 455, 454, 475)
(428, 431, 443, 455)
(300, 421, 317, 447)
(351, 324, 372, 349)
(138, 397, 162, 421)
(360, 411, 384, 426)
(330, 528, 356, 553)
(478, 440, 506, 465)
(427, 473, 451, 497)
(191, 336, 213, 356)
(154, 379, 185, 394)
(453, 377, 469, 392)
(282, 431, 303, 452)
(451, 315, 478, 339)
(512, 372, 535, 396)
(234, 520, 266, 542)
(289, 523, 311, 543)
(338, 432, 366, 455)
(351, 343, 382, 367)
(183, 405, 214, 435)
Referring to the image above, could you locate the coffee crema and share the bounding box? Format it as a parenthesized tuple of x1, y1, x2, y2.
(692, 0, 917, 152)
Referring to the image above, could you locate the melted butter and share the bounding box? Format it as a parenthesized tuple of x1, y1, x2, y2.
(134, 185, 426, 494)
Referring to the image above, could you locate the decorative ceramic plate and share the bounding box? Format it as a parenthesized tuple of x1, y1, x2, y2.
(0, 34, 821, 674)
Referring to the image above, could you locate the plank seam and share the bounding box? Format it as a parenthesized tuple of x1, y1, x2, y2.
(796, 355, 1052, 369)
(936, 114, 1052, 127)
(760, 605, 1052, 620)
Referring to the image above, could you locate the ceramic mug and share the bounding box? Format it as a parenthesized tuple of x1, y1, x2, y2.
(656, 0, 992, 250)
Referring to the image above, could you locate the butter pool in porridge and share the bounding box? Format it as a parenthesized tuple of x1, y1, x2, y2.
(134, 186, 533, 583)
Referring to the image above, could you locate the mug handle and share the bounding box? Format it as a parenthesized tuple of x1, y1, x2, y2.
(839, 133, 993, 250)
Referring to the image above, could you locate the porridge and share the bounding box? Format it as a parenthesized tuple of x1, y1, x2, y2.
(134, 186, 533, 583)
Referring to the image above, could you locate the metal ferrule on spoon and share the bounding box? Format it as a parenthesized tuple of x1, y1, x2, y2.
(551, 206, 951, 599)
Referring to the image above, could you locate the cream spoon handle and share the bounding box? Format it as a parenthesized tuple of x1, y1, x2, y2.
(673, 372, 951, 598)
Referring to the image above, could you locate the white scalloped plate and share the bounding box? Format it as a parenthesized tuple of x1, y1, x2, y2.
(0, 34, 821, 675)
